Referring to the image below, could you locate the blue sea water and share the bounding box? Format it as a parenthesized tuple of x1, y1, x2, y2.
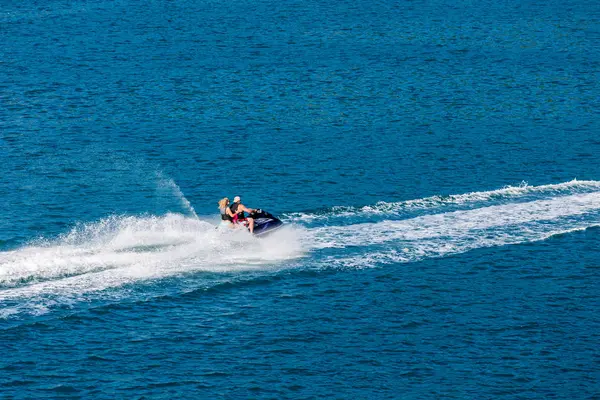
(2, 0, 600, 398)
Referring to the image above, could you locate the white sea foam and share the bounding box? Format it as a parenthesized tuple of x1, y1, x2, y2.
(0, 214, 305, 309)
(306, 191, 600, 268)
(2, 180, 600, 317)
(305, 191, 600, 248)
(285, 179, 600, 222)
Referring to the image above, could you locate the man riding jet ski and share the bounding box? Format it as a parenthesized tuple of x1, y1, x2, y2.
(229, 196, 255, 232)
(227, 196, 283, 236)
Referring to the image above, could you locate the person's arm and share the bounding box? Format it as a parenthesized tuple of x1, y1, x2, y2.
(239, 204, 254, 214)
(226, 207, 235, 217)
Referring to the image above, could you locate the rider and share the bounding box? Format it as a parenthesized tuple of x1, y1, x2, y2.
(229, 196, 255, 233)
(218, 197, 234, 226)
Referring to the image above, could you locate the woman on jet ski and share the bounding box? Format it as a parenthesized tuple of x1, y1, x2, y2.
(218, 197, 234, 227)
(229, 196, 255, 233)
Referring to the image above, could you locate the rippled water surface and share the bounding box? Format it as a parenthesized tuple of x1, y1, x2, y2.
(2, 0, 600, 398)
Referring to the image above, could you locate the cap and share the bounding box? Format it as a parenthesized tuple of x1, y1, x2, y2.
(233, 196, 241, 202)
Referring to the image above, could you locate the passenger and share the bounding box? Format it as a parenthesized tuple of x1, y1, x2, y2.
(229, 196, 255, 233)
(218, 197, 234, 227)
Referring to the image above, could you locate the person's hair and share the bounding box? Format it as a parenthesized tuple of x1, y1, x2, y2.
(218, 197, 229, 209)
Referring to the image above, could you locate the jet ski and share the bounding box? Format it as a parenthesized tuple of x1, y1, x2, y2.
(248, 209, 283, 237)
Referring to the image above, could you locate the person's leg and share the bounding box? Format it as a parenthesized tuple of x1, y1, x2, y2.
(247, 217, 254, 233)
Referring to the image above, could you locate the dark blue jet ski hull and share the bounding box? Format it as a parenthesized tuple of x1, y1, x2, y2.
(250, 210, 283, 236)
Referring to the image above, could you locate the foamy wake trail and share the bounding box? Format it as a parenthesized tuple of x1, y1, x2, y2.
(2, 180, 600, 317)
(306, 191, 600, 268)
(0, 214, 304, 316)
(285, 179, 600, 222)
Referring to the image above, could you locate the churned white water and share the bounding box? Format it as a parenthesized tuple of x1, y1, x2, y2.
(2, 180, 600, 317)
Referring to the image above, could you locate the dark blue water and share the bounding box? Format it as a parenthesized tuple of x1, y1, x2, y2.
(2, 0, 600, 398)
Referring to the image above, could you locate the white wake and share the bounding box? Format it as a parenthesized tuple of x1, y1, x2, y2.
(2, 180, 600, 317)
